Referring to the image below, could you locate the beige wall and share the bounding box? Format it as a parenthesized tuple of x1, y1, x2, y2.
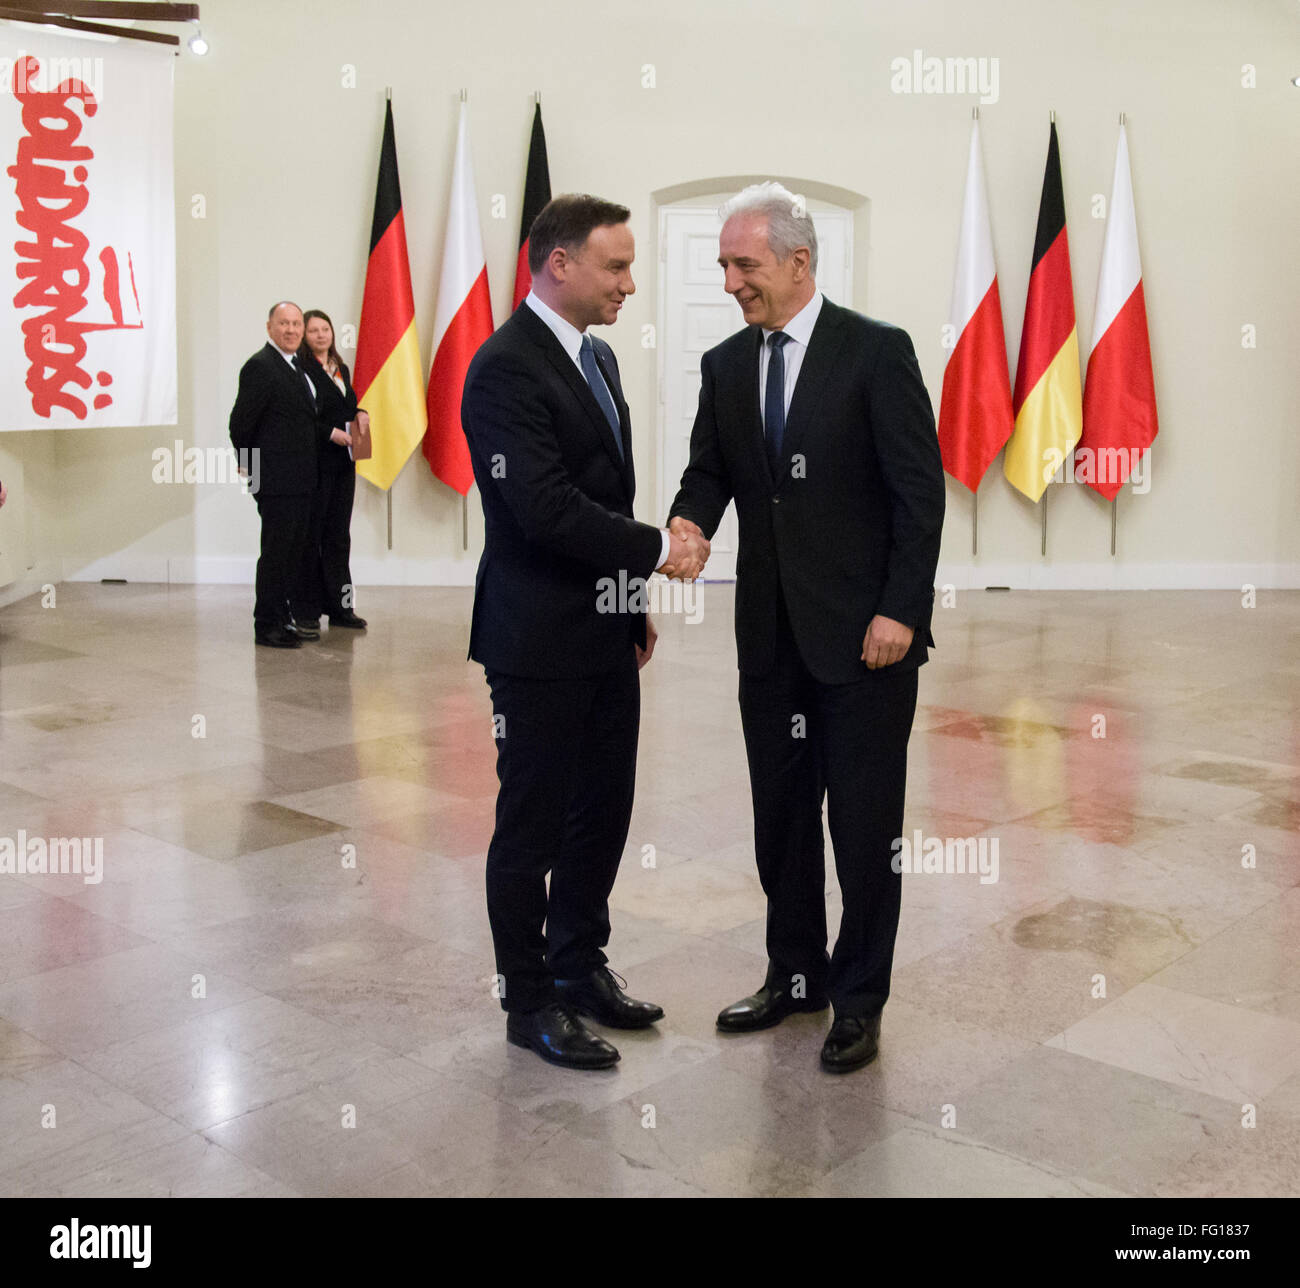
(4, 0, 1298, 601)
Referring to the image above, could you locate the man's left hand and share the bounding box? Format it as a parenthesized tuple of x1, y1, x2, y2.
(636, 616, 658, 670)
(862, 614, 913, 669)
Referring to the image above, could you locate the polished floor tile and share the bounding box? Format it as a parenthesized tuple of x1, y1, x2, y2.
(0, 582, 1296, 1196)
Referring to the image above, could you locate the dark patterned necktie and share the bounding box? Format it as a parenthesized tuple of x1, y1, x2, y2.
(764, 331, 791, 471)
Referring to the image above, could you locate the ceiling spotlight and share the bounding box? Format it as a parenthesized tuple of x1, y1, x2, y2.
(188, 24, 208, 56)
(1292, 75, 1300, 87)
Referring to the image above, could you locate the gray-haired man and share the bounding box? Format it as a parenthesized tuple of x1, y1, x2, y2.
(668, 182, 945, 1072)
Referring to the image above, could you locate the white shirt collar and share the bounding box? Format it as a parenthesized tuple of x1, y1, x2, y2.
(525, 289, 585, 364)
(762, 290, 823, 348)
(268, 340, 300, 364)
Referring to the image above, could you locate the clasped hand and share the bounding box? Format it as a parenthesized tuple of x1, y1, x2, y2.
(660, 516, 710, 581)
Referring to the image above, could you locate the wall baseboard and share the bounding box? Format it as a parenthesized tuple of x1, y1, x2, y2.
(0, 558, 64, 610)
(60, 554, 481, 588)
(932, 562, 1300, 590)
(51, 556, 1300, 592)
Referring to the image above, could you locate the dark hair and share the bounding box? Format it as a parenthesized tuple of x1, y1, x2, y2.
(527, 193, 631, 275)
(267, 300, 301, 320)
(300, 309, 343, 371)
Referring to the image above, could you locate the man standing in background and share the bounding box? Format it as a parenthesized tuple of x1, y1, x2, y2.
(462, 194, 708, 1070)
(670, 182, 945, 1072)
(229, 301, 326, 649)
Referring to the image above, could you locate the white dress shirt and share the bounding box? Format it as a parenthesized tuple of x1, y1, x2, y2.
(759, 290, 824, 422)
(525, 291, 671, 570)
(525, 291, 589, 373)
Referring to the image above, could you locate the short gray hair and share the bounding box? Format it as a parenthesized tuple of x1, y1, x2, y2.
(718, 181, 818, 277)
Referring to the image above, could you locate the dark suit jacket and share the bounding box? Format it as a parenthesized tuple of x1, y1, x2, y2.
(302, 354, 359, 469)
(462, 301, 664, 679)
(669, 297, 945, 684)
(229, 343, 324, 497)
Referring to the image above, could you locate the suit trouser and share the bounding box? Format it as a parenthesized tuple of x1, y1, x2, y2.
(738, 588, 919, 1019)
(253, 492, 311, 630)
(483, 655, 640, 1013)
(297, 451, 356, 620)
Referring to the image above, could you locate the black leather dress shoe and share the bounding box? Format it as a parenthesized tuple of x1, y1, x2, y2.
(295, 617, 321, 631)
(716, 980, 829, 1033)
(506, 1002, 620, 1069)
(328, 612, 367, 629)
(555, 967, 664, 1029)
(254, 626, 302, 649)
(820, 1014, 881, 1073)
(287, 621, 320, 641)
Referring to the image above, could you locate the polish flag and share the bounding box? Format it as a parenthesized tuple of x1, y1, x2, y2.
(937, 118, 1014, 493)
(1078, 121, 1157, 500)
(423, 101, 493, 495)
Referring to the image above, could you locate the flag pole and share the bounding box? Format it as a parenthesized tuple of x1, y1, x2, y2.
(1112, 109, 1125, 560)
(970, 106, 980, 559)
(460, 82, 468, 551)
(1042, 108, 1056, 559)
(386, 85, 394, 552)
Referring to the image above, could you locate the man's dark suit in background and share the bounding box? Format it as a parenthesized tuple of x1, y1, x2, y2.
(229, 305, 323, 646)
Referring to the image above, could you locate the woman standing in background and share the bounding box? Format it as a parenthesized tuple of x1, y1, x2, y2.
(298, 309, 368, 631)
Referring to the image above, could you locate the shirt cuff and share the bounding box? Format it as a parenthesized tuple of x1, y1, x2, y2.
(658, 529, 671, 570)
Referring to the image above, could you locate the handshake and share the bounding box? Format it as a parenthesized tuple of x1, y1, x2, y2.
(658, 516, 710, 581)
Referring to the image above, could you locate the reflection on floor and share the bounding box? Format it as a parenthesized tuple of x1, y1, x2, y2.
(0, 582, 1296, 1196)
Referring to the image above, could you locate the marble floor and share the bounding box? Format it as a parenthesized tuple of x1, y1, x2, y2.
(0, 581, 1296, 1197)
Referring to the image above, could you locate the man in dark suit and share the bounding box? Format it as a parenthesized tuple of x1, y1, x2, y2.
(229, 301, 326, 648)
(669, 182, 945, 1072)
(462, 194, 708, 1070)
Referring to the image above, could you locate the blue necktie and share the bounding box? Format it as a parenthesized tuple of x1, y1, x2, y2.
(579, 334, 624, 460)
(764, 331, 791, 472)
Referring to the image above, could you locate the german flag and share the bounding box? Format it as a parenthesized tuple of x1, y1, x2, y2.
(1003, 121, 1082, 501)
(354, 100, 427, 492)
(512, 101, 551, 310)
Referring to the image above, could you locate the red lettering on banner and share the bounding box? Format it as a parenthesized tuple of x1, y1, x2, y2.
(5, 55, 143, 420)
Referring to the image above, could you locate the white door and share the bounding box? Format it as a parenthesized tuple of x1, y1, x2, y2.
(657, 204, 853, 579)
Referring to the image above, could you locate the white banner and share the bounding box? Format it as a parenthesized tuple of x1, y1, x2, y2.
(1, 30, 176, 429)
